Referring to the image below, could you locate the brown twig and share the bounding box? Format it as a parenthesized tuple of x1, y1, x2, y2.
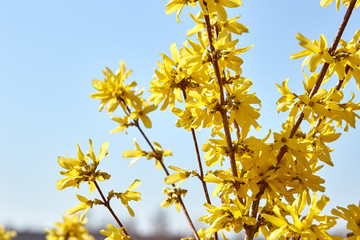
(181, 89, 212, 205)
(181, 89, 218, 240)
(94, 181, 130, 236)
(133, 120, 200, 240)
(203, 1, 240, 192)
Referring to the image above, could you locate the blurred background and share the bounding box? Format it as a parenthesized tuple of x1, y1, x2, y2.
(1, 0, 359, 239)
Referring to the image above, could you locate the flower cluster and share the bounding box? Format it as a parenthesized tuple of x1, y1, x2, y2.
(0, 225, 17, 240)
(261, 191, 337, 239)
(100, 224, 131, 240)
(320, 0, 360, 11)
(44, 214, 95, 240)
(332, 201, 360, 239)
(57, 140, 110, 194)
(57, 139, 141, 236)
(161, 187, 188, 211)
(91, 61, 157, 130)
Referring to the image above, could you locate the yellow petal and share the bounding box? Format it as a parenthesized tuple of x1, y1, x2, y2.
(170, 43, 179, 63)
(320, 0, 334, 8)
(261, 213, 287, 228)
(127, 179, 141, 191)
(164, 172, 184, 185)
(296, 33, 319, 53)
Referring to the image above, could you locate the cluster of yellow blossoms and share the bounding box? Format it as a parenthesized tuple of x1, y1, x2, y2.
(55, 0, 360, 239)
(44, 214, 95, 240)
(0, 225, 16, 240)
(57, 140, 141, 239)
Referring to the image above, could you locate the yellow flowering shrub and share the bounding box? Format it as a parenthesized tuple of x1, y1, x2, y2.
(55, 0, 360, 239)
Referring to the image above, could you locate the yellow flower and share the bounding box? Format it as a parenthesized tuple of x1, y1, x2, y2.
(273, 121, 307, 151)
(90, 61, 141, 113)
(66, 195, 94, 222)
(199, 0, 242, 20)
(328, 29, 360, 87)
(204, 169, 239, 198)
(262, 192, 337, 240)
(290, 33, 334, 72)
(164, 165, 193, 187)
(332, 201, 360, 239)
(320, 0, 341, 10)
(172, 107, 196, 130)
(123, 139, 172, 169)
(114, 179, 142, 217)
(213, 31, 253, 74)
(225, 78, 261, 138)
(343, 0, 360, 8)
(161, 187, 187, 211)
(185, 89, 223, 129)
(299, 89, 333, 120)
(199, 195, 256, 237)
(299, 88, 360, 131)
(110, 116, 133, 134)
(44, 214, 95, 240)
(100, 224, 131, 240)
(306, 120, 341, 166)
(57, 140, 111, 194)
(276, 78, 298, 113)
(179, 35, 211, 75)
(320, 0, 360, 11)
(122, 139, 147, 167)
(150, 42, 205, 111)
(187, 12, 248, 37)
(202, 133, 228, 167)
(166, 0, 197, 23)
(0, 225, 17, 240)
(129, 102, 157, 128)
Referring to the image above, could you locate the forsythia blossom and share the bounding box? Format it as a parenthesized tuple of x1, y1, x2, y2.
(161, 187, 187, 211)
(100, 224, 131, 240)
(109, 179, 142, 217)
(290, 33, 334, 72)
(123, 139, 172, 169)
(57, 140, 110, 194)
(320, 0, 360, 11)
(90, 61, 141, 113)
(332, 201, 360, 239)
(66, 194, 94, 222)
(261, 192, 337, 240)
(44, 214, 95, 240)
(0, 225, 17, 240)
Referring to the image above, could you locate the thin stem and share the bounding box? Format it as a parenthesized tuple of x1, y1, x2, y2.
(245, 1, 358, 239)
(191, 128, 212, 203)
(134, 120, 171, 176)
(133, 120, 200, 240)
(233, 121, 241, 141)
(177, 197, 201, 240)
(182, 89, 218, 240)
(94, 181, 130, 236)
(182, 89, 212, 205)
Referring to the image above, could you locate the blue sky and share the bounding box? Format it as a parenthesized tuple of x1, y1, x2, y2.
(0, 0, 359, 235)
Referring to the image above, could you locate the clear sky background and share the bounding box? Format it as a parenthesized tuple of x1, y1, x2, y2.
(1, 0, 360, 236)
